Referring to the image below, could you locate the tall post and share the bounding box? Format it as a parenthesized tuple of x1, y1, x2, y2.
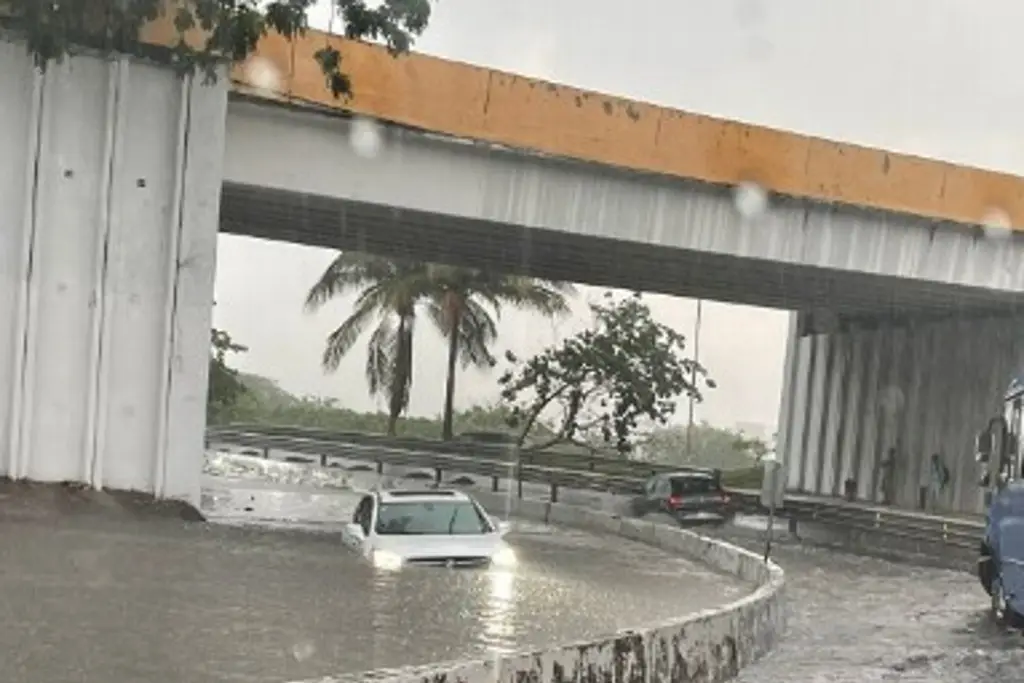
(686, 299, 703, 459)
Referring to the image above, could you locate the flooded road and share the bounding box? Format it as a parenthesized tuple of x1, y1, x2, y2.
(705, 530, 1024, 682)
(0, 453, 745, 683)
(211, 445, 1024, 681)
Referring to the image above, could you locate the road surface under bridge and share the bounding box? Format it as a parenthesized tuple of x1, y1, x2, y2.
(0, 451, 744, 683)
(2, 28, 1024, 517)
(225, 441, 1022, 683)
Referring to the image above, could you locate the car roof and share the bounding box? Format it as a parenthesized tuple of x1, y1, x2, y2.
(665, 471, 716, 480)
(375, 488, 472, 503)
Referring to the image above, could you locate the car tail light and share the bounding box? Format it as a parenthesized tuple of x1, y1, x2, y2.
(668, 495, 683, 508)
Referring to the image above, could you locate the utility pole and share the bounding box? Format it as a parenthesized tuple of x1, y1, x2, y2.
(685, 299, 703, 460)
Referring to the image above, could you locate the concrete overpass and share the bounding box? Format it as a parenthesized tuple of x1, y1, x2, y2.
(2, 27, 1024, 514)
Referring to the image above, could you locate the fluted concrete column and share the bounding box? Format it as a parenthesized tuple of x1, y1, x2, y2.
(776, 311, 1024, 515)
(0, 41, 225, 504)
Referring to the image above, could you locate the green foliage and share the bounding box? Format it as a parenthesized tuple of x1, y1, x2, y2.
(424, 264, 575, 441)
(640, 422, 769, 471)
(214, 371, 527, 439)
(305, 253, 428, 435)
(499, 292, 715, 454)
(7, 0, 432, 97)
(304, 252, 575, 439)
(207, 327, 248, 423)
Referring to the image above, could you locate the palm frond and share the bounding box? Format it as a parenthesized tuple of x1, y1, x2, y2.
(305, 252, 411, 313)
(321, 295, 381, 372)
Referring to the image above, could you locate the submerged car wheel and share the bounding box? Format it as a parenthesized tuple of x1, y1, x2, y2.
(992, 577, 1024, 629)
(979, 542, 995, 596)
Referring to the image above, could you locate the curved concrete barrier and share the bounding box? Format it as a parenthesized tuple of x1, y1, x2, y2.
(366, 493, 786, 683)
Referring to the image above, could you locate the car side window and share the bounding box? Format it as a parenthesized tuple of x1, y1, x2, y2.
(654, 478, 671, 496)
(354, 496, 373, 534)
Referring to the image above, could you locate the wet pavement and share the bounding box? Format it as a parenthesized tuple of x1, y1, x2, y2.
(213, 445, 1024, 681)
(698, 526, 1024, 682)
(0, 453, 745, 683)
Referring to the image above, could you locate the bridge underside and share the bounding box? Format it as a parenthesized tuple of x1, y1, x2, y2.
(221, 182, 1021, 331)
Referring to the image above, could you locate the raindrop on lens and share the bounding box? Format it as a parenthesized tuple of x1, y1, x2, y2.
(291, 641, 316, 661)
(981, 207, 1013, 241)
(878, 386, 905, 418)
(733, 182, 768, 219)
(245, 57, 282, 95)
(350, 117, 383, 158)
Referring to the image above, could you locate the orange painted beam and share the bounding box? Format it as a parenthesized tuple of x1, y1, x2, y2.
(151, 20, 1024, 230)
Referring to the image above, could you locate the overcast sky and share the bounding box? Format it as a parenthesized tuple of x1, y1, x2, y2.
(213, 0, 1024, 434)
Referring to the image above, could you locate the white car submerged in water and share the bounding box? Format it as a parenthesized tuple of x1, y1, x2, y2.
(342, 488, 517, 570)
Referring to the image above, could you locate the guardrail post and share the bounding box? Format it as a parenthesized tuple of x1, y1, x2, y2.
(517, 470, 523, 499)
(262, 447, 270, 459)
(550, 483, 559, 503)
(434, 467, 443, 486)
(491, 476, 499, 492)
(376, 461, 384, 475)
(320, 454, 328, 468)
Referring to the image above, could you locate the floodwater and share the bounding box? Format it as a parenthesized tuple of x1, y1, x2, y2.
(213, 445, 1024, 682)
(0, 452, 745, 683)
(708, 529, 1024, 682)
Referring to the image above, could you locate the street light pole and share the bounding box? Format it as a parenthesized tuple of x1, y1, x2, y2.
(686, 299, 703, 460)
(761, 450, 781, 562)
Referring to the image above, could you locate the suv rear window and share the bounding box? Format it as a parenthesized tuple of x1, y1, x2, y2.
(669, 476, 718, 496)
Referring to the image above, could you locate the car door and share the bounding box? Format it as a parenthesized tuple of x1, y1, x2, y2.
(631, 476, 660, 516)
(651, 477, 673, 512)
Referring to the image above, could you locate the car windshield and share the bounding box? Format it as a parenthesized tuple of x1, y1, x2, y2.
(375, 500, 494, 536)
(670, 476, 717, 496)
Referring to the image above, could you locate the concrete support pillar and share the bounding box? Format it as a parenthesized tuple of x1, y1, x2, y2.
(0, 42, 226, 504)
(776, 312, 1024, 515)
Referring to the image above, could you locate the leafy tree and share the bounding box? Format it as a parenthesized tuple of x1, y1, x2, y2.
(207, 327, 248, 422)
(499, 292, 715, 454)
(425, 265, 575, 441)
(9, 0, 432, 98)
(217, 371, 528, 438)
(304, 253, 432, 436)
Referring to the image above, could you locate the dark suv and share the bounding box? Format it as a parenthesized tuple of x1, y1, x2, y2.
(629, 471, 733, 525)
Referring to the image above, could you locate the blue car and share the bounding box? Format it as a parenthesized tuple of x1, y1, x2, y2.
(981, 482, 1024, 626)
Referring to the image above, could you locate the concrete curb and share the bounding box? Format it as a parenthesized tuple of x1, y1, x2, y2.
(367, 493, 787, 683)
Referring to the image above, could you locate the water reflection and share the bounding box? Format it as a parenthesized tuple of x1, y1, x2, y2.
(482, 570, 517, 655)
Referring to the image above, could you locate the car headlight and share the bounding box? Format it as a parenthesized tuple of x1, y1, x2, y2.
(371, 549, 404, 571)
(491, 546, 517, 568)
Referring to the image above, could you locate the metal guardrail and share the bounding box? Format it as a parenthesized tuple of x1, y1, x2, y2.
(209, 428, 646, 501)
(213, 423, 710, 479)
(207, 425, 984, 551)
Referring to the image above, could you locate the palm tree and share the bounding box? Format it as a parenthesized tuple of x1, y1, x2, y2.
(304, 253, 432, 436)
(425, 265, 576, 441)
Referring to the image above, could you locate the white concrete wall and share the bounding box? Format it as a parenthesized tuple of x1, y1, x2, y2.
(0, 42, 226, 503)
(776, 312, 1024, 514)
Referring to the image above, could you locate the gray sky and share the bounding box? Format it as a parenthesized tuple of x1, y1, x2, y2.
(213, 0, 1024, 432)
